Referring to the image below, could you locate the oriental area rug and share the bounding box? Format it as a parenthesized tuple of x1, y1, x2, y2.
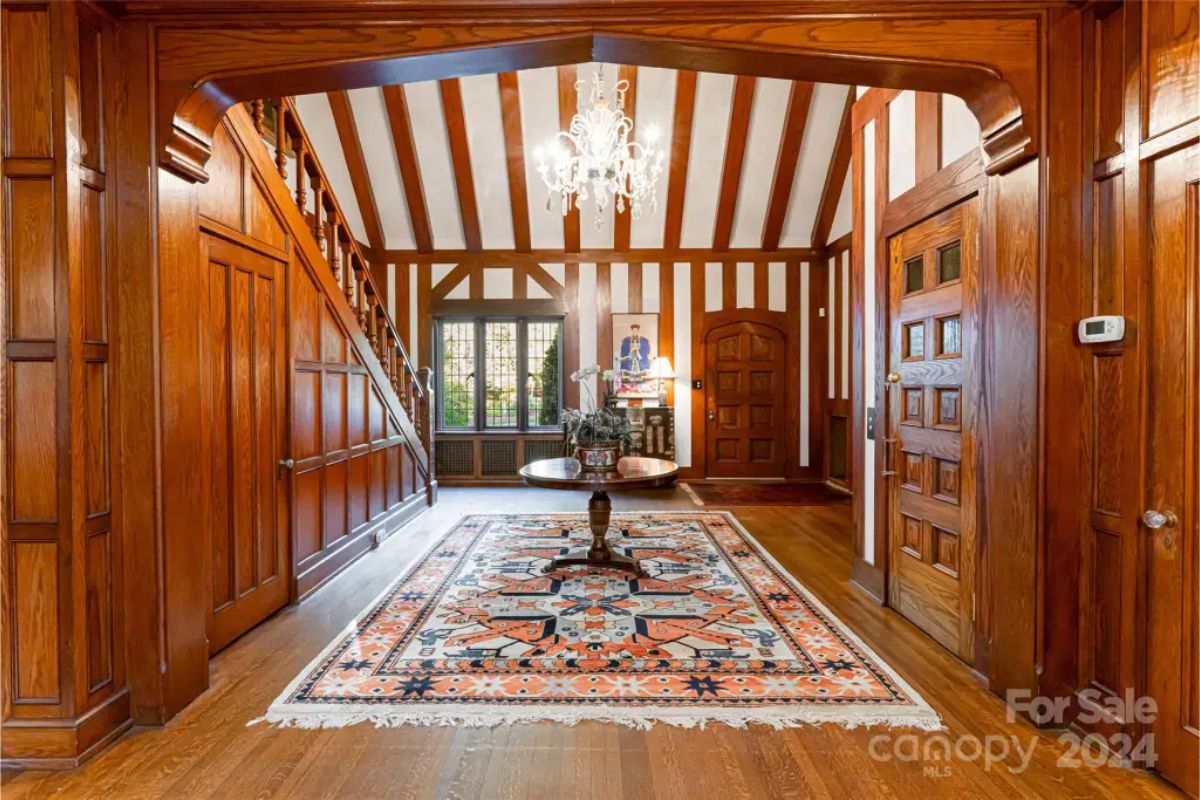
(256, 512, 940, 731)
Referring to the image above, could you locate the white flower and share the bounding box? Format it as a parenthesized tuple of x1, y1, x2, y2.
(570, 364, 601, 382)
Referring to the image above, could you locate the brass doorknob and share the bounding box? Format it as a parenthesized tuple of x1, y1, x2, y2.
(886, 372, 901, 383)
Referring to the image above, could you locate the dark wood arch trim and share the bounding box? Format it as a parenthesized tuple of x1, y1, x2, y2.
(155, 16, 1038, 183)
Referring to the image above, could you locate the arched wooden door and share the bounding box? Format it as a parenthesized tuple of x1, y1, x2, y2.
(704, 321, 787, 478)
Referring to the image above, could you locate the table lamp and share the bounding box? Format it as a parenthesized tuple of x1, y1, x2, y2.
(649, 356, 675, 407)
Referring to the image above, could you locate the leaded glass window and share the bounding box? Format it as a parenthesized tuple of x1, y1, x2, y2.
(435, 318, 563, 432)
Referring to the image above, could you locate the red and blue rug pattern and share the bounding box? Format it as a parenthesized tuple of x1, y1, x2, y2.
(258, 512, 940, 730)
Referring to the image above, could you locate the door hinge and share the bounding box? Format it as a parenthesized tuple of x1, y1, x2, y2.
(971, 593, 977, 622)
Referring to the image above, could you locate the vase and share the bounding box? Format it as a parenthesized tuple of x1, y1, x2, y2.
(576, 441, 621, 472)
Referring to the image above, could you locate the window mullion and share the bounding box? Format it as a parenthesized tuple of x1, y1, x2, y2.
(517, 319, 528, 433)
(475, 319, 485, 432)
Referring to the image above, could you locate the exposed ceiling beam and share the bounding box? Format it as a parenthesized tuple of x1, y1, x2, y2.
(381, 84, 433, 253)
(915, 90, 942, 181)
(438, 78, 482, 252)
(811, 89, 854, 249)
(613, 64, 638, 251)
(557, 65, 581, 252)
(327, 90, 385, 256)
(383, 246, 820, 266)
(712, 75, 756, 250)
(762, 81, 814, 251)
(497, 71, 532, 253)
(663, 69, 697, 250)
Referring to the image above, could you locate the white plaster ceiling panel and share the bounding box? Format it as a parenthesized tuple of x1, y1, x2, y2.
(404, 80, 467, 249)
(942, 94, 981, 165)
(729, 77, 791, 248)
(517, 67, 566, 249)
(459, 73, 516, 249)
(291, 93, 368, 244)
(828, 171, 853, 242)
(628, 67, 676, 249)
(347, 87, 416, 249)
(678, 72, 735, 248)
(888, 90, 916, 200)
(778, 82, 851, 247)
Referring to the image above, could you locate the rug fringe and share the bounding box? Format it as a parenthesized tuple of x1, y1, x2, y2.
(249, 705, 944, 733)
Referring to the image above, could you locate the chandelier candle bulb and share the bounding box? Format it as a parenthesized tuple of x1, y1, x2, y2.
(536, 71, 664, 229)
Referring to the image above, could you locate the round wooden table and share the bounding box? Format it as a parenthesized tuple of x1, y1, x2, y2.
(518, 456, 679, 576)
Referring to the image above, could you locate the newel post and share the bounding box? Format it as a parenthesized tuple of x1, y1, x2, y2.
(418, 366, 436, 499)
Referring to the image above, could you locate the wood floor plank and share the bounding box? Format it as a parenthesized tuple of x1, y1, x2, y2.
(0, 488, 1183, 799)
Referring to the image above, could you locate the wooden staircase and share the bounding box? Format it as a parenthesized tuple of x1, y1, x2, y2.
(220, 97, 436, 598)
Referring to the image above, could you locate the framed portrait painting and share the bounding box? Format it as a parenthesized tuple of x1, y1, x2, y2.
(611, 313, 659, 398)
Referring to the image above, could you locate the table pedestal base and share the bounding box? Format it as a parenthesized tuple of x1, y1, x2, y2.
(542, 490, 645, 577)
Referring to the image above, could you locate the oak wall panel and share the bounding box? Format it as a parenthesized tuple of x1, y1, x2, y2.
(84, 530, 114, 692)
(322, 458, 348, 545)
(1143, 0, 1199, 139)
(6, 178, 56, 340)
(12, 541, 59, 702)
(0, 7, 52, 158)
(83, 362, 110, 517)
(199, 124, 244, 229)
(348, 454, 368, 530)
(292, 371, 320, 459)
(9, 361, 58, 522)
(294, 469, 322, 563)
(81, 186, 107, 342)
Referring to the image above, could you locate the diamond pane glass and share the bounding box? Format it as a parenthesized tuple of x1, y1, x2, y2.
(484, 321, 519, 428)
(938, 242, 962, 284)
(439, 321, 476, 429)
(526, 321, 561, 428)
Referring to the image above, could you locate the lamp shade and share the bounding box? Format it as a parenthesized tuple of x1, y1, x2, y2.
(649, 356, 675, 379)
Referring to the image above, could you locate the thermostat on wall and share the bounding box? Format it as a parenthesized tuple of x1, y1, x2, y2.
(1078, 315, 1125, 344)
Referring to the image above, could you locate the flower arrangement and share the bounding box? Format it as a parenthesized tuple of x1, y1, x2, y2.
(561, 365, 632, 470)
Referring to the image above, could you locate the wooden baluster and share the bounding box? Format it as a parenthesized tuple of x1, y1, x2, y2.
(294, 142, 307, 212)
(274, 100, 288, 178)
(376, 308, 389, 366)
(345, 252, 357, 305)
(384, 331, 393, 381)
(330, 227, 344, 287)
(397, 354, 409, 413)
(251, 99, 265, 135)
(312, 181, 325, 253)
(364, 286, 377, 349)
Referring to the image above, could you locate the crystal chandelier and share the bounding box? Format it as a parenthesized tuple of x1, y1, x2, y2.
(534, 70, 664, 229)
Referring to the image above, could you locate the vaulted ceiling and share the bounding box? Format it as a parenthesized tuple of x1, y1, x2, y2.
(290, 63, 855, 257)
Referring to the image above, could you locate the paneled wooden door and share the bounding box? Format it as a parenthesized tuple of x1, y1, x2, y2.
(885, 198, 978, 662)
(202, 234, 291, 654)
(704, 320, 787, 478)
(1143, 145, 1198, 795)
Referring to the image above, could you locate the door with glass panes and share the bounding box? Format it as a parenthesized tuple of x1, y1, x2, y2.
(885, 197, 978, 663)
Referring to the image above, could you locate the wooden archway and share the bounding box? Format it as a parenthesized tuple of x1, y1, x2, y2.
(152, 8, 1042, 183)
(128, 0, 1049, 728)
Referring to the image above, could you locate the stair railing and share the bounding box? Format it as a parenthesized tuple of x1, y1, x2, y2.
(250, 98, 435, 462)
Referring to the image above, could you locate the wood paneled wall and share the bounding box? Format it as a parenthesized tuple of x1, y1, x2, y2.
(199, 107, 432, 601)
(1, 1, 130, 766)
(1042, 1, 1199, 777)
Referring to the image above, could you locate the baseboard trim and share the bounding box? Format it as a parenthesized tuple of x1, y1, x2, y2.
(295, 492, 428, 600)
(851, 557, 885, 603)
(1, 688, 132, 769)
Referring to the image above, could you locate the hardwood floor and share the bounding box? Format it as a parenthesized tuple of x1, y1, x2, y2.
(2, 488, 1181, 799)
